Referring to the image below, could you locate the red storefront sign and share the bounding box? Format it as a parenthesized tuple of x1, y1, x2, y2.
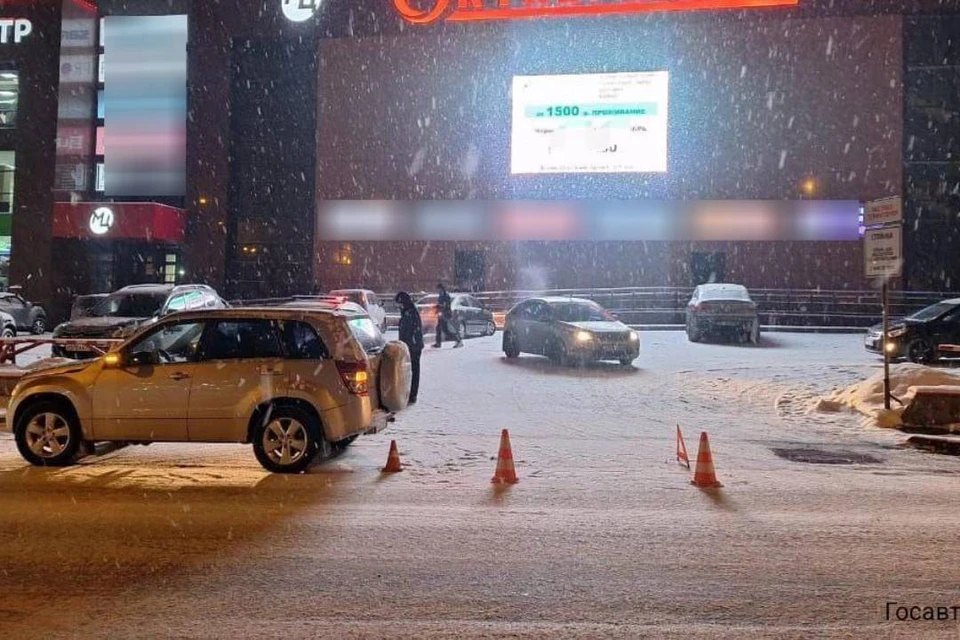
(53, 202, 186, 243)
(392, 0, 798, 24)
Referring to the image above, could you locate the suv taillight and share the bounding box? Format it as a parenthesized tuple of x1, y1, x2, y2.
(336, 360, 370, 396)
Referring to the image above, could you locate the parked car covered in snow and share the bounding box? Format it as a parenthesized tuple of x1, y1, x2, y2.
(52, 284, 226, 359)
(5, 306, 409, 473)
(0, 292, 47, 334)
(865, 297, 960, 364)
(686, 283, 760, 344)
(502, 297, 639, 366)
(329, 289, 388, 332)
(416, 292, 497, 339)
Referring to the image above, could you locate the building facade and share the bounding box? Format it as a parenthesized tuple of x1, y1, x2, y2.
(5, 0, 960, 321)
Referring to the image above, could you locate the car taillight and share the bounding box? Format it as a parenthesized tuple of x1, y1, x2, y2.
(335, 360, 370, 396)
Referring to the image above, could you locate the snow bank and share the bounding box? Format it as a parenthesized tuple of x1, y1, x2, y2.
(818, 364, 960, 427)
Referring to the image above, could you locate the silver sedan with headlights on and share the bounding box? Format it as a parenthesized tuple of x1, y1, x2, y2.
(502, 297, 640, 366)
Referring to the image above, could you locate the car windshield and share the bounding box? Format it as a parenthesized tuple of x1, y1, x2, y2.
(347, 317, 385, 354)
(90, 292, 168, 318)
(550, 301, 614, 322)
(907, 301, 957, 322)
(700, 286, 751, 302)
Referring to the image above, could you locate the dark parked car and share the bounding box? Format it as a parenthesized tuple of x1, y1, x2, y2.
(686, 283, 760, 344)
(52, 284, 226, 359)
(0, 292, 47, 334)
(502, 297, 639, 366)
(416, 293, 497, 338)
(865, 297, 960, 364)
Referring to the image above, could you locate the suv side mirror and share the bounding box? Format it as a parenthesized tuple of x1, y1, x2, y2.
(128, 351, 158, 367)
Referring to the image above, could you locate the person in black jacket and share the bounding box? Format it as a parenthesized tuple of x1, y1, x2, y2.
(433, 282, 463, 349)
(395, 291, 423, 404)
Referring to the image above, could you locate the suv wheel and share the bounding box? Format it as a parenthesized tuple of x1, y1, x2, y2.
(31, 316, 46, 335)
(1, 325, 13, 339)
(252, 405, 321, 473)
(483, 320, 497, 336)
(15, 400, 81, 467)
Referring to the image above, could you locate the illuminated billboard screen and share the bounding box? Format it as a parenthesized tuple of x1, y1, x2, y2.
(511, 71, 668, 174)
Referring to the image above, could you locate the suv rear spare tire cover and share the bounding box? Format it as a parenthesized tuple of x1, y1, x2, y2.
(379, 341, 412, 412)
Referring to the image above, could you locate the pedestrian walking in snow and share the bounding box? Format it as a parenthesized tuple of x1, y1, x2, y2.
(432, 282, 463, 349)
(395, 291, 423, 404)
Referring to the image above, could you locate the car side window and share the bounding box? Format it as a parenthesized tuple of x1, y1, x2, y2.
(203, 320, 283, 360)
(279, 321, 329, 359)
(165, 295, 186, 313)
(530, 302, 550, 321)
(128, 321, 205, 364)
(366, 293, 378, 307)
(185, 290, 205, 310)
(942, 309, 960, 325)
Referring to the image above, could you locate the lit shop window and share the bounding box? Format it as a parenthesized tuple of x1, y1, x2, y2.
(0, 71, 18, 128)
(0, 151, 15, 215)
(163, 253, 178, 285)
(333, 243, 353, 266)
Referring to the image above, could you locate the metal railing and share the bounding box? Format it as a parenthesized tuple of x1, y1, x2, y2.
(374, 287, 956, 328)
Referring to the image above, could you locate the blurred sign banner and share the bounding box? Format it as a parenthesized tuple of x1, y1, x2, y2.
(317, 199, 862, 242)
(104, 15, 188, 197)
(864, 227, 902, 278)
(863, 196, 902, 227)
(393, 0, 798, 25)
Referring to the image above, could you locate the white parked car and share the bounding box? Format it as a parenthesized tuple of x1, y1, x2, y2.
(329, 289, 388, 332)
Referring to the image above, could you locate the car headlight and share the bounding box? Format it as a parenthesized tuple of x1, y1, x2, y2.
(575, 330, 593, 343)
(887, 327, 907, 338)
(629, 331, 639, 342)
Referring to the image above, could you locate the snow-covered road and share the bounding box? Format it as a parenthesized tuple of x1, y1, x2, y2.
(3, 332, 960, 638)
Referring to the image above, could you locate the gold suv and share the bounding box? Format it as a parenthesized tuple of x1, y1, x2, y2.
(4, 307, 410, 473)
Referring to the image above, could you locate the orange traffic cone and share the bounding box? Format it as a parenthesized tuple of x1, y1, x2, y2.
(691, 432, 723, 488)
(491, 429, 519, 485)
(676, 424, 690, 469)
(382, 440, 403, 473)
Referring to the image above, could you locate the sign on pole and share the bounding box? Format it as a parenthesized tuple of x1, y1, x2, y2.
(864, 226, 902, 278)
(863, 196, 903, 228)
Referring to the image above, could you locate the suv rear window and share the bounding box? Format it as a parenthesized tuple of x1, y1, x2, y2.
(279, 320, 329, 359)
(347, 317, 385, 354)
(205, 320, 283, 360)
